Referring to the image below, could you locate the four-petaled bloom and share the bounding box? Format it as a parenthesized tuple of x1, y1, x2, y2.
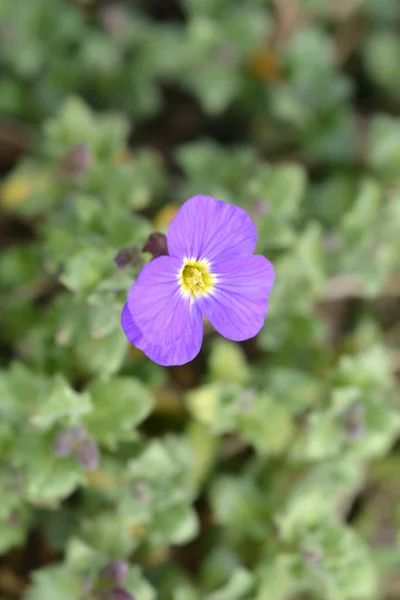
(121, 195, 275, 366)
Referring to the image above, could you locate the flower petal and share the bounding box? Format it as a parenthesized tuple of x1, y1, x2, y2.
(128, 255, 191, 344)
(121, 304, 203, 366)
(196, 254, 274, 341)
(167, 195, 257, 262)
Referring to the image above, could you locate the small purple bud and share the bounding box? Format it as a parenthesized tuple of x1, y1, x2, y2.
(53, 426, 86, 457)
(250, 198, 269, 217)
(142, 233, 168, 259)
(114, 247, 142, 269)
(348, 422, 365, 439)
(301, 549, 322, 566)
(60, 143, 91, 177)
(101, 561, 129, 586)
(73, 437, 100, 471)
(114, 249, 133, 268)
(346, 403, 365, 440)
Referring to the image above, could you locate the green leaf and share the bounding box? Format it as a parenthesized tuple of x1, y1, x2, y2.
(26, 566, 82, 600)
(86, 296, 122, 340)
(31, 375, 92, 430)
(176, 142, 257, 198)
(19, 435, 84, 506)
(44, 96, 129, 159)
(205, 567, 254, 600)
(64, 537, 100, 570)
(362, 31, 400, 97)
(0, 363, 47, 422)
(210, 474, 266, 539)
(289, 409, 345, 462)
(186, 383, 223, 425)
(255, 554, 297, 600)
(368, 115, 400, 180)
(276, 460, 365, 540)
(85, 377, 153, 447)
(248, 163, 306, 220)
(79, 509, 142, 556)
(307, 174, 357, 226)
(263, 368, 322, 415)
(300, 523, 377, 600)
(186, 421, 218, 489)
(75, 328, 128, 376)
(60, 246, 115, 292)
(208, 339, 250, 384)
(0, 516, 29, 554)
(186, 383, 241, 432)
(200, 545, 241, 590)
(190, 64, 240, 115)
(125, 566, 156, 600)
(238, 393, 294, 455)
(175, 584, 201, 600)
(126, 437, 197, 548)
(341, 178, 382, 239)
(0, 473, 31, 553)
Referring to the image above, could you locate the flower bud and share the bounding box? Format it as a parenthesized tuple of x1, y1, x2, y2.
(301, 549, 322, 565)
(53, 426, 86, 456)
(142, 233, 168, 259)
(74, 436, 99, 471)
(346, 403, 365, 439)
(114, 247, 142, 269)
(60, 143, 91, 177)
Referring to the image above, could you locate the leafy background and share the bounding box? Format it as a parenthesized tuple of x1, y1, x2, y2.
(0, 0, 400, 598)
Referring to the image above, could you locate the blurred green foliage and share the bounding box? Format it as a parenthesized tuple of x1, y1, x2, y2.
(0, 0, 400, 599)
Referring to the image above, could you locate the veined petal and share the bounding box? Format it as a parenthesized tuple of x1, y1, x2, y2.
(121, 304, 203, 366)
(128, 255, 191, 344)
(196, 254, 274, 341)
(167, 195, 257, 262)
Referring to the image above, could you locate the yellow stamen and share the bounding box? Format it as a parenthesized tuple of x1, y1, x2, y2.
(179, 259, 215, 297)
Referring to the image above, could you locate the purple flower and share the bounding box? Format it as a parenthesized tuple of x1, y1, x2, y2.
(121, 195, 274, 366)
